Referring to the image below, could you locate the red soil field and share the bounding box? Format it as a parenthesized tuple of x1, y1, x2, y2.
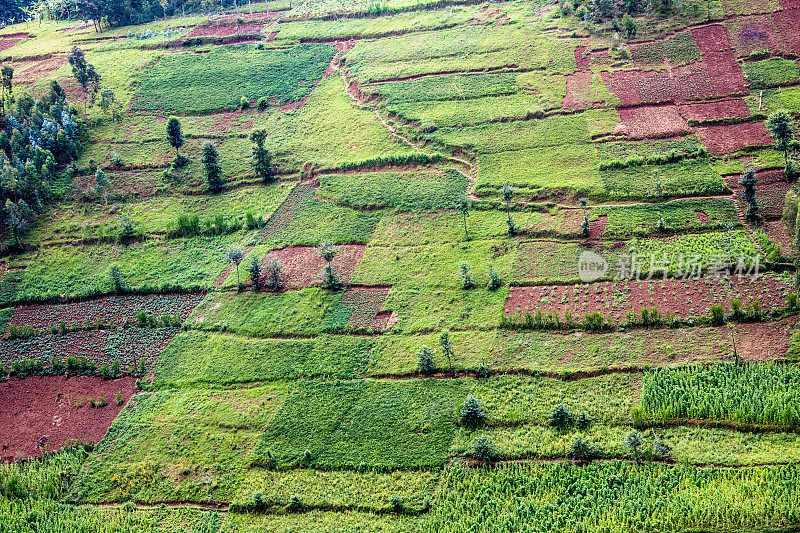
(726, 15, 781, 57)
(0, 375, 136, 462)
(504, 275, 793, 321)
(605, 65, 715, 106)
(692, 25, 732, 54)
(263, 244, 366, 289)
(697, 121, 773, 154)
(764, 219, 794, 258)
(562, 71, 594, 110)
(589, 215, 607, 240)
(704, 49, 748, 94)
(339, 286, 394, 329)
(773, 8, 800, 54)
(7, 293, 204, 333)
(618, 104, 689, 139)
(780, 0, 800, 8)
(186, 23, 264, 38)
(678, 98, 750, 122)
(13, 56, 67, 85)
(574, 45, 590, 70)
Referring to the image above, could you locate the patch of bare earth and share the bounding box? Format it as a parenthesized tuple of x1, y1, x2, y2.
(339, 286, 393, 329)
(618, 104, 690, 139)
(696, 121, 773, 154)
(263, 244, 366, 289)
(678, 98, 751, 122)
(0, 375, 137, 462)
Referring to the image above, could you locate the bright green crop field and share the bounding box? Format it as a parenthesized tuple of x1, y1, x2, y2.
(1, 0, 799, 531)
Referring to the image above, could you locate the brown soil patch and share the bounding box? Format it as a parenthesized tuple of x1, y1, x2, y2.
(7, 293, 204, 334)
(773, 8, 800, 54)
(0, 38, 21, 53)
(504, 275, 793, 321)
(678, 98, 751, 122)
(763, 219, 794, 258)
(756, 179, 793, 219)
(692, 24, 732, 54)
(695, 210, 710, 223)
(186, 23, 264, 38)
(0, 375, 137, 462)
(618, 104, 690, 139)
(589, 214, 607, 240)
(264, 244, 366, 289)
(574, 45, 590, 70)
(562, 70, 594, 110)
(731, 315, 797, 360)
(338, 286, 392, 330)
(697, 121, 773, 154)
(72, 168, 163, 199)
(605, 65, 715, 106)
(13, 56, 67, 85)
(781, 0, 800, 8)
(726, 15, 781, 57)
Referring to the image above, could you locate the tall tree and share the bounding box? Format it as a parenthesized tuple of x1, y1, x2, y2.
(767, 111, 796, 172)
(502, 183, 516, 236)
(68, 46, 101, 111)
(202, 141, 223, 192)
(249, 129, 273, 183)
(166, 116, 184, 158)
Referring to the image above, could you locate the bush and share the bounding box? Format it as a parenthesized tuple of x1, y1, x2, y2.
(418, 346, 435, 375)
(569, 437, 594, 461)
(264, 254, 282, 291)
(390, 496, 404, 513)
(487, 264, 502, 291)
(626, 431, 643, 463)
(252, 491, 266, 510)
(709, 304, 725, 325)
(239, 96, 250, 110)
(460, 395, 486, 429)
(287, 495, 303, 512)
(460, 263, 475, 290)
(575, 413, 592, 430)
(549, 404, 573, 431)
(470, 435, 496, 463)
(257, 97, 269, 111)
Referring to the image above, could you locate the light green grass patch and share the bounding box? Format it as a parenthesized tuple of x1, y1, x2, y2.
(592, 198, 738, 237)
(743, 58, 800, 89)
(221, 509, 422, 533)
(388, 93, 548, 129)
(600, 159, 727, 199)
(369, 72, 519, 104)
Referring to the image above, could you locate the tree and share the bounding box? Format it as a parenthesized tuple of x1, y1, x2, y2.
(626, 430, 643, 464)
(581, 214, 590, 238)
(740, 168, 761, 224)
(68, 46, 101, 111)
(100, 87, 123, 130)
(470, 435, 496, 463)
(549, 404, 573, 431)
(460, 395, 485, 428)
(623, 13, 636, 37)
(502, 183, 517, 235)
(225, 246, 244, 288)
(439, 329, 454, 371)
(95, 167, 111, 207)
(1, 64, 13, 104)
(247, 254, 262, 290)
(460, 263, 474, 289)
(318, 242, 341, 290)
(250, 129, 274, 183)
(457, 195, 470, 241)
(202, 141, 223, 192)
(166, 116, 184, 158)
(487, 264, 502, 290)
(569, 437, 594, 463)
(767, 111, 796, 172)
(417, 346, 435, 375)
(575, 413, 592, 430)
(109, 264, 126, 293)
(264, 254, 282, 291)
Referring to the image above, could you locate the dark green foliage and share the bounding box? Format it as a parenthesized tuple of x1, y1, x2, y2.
(108, 265, 126, 294)
(460, 263, 474, 290)
(248, 254, 262, 291)
(502, 184, 516, 236)
(569, 437, 594, 461)
(225, 246, 244, 288)
(250, 129, 274, 183)
(418, 346, 435, 375)
(487, 264, 502, 291)
(286, 495, 303, 512)
(264, 254, 282, 292)
(709, 304, 725, 325)
(439, 330, 454, 370)
(626, 431, 643, 463)
(68, 46, 101, 105)
(460, 395, 485, 429)
(470, 435, 496, 463)
(166, 117, 184, 158)
(767, 111, 798, 170)
(549, 404, 573, 431)
(202, 142, 223, 192)
(318, 242, 342, 290)
(575, 413, 592, 430)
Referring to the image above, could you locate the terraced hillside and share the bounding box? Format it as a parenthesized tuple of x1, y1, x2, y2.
(2, 0, 800, 531)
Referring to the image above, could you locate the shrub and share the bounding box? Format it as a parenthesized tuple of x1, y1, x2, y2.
(549, 404, 573, 431)
(575, 413, 592, 430)
(470, 435, 496, 463)
(264, 254, 282, 291)
(247, 254, 262, 291)
(569, 437, 594, 462)
(418, 346, 435, 375)
(115, 390, 123, 406)
(287, 495, 303, 512)
(257, 97, 269, 111)
(626, 431, 643, 463)
(461, 263, 475, 290)
(460, 395, 486, 429)
(109, 265, 126, 294)
(239, 96, 250, 110)
(252, 491, 266, 510)
(654, 439, 671, 458)
(709, 304, 725, 325)
(487, 264, 502, 291)
(202, 141, 224, 192)
(390, 496, 404, 513)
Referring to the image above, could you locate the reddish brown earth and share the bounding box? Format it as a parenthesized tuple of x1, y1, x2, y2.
(562, 71, 594, 110)
(696, 121, 773, 154)
(773, 8, 800, 53)
(0, 375, 136, 462)
(13, 57, 67, 85)
(692, 24, 732, 54)
(338, 286, 393, 329)
(605, 65, 716, 106)
(588, 214, 607, 240)
(72, 168, 163, 199)
(0, 38, 21, 52)
(726, 15, 781, 57)
(618, 104, 689, 139)
(780, 0, 800, 8)
(763, 219, 794, 258)
(7, 293, 204, 333)
(678, 98, 750, 122)
(504, 275, 793, 321)
(263, 244, 366, 289)
(695, 210, 709, 223)
(186, 23, 264, 38)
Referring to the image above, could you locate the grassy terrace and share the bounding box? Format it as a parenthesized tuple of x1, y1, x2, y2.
(2, 0, 800, 531)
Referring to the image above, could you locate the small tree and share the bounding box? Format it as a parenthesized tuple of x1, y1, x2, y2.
(487, 264, 502, 290)
(581, 214, 590, 238)
(68, 46, 100, 112)
(109, 265, 126, 294)
(166, 116, 184, 158)
(95, 167, 111, 207)
(569, 437, 594, 463)
(460, 263, 475, 289)
(247, 254, 262, 290)
(202, 141, 223, 192)
(250, 129, 274, 183)
(457, 195, 471, 241)
(318, 242, 341, 290)
(502, 183, 517, 235)
(225, 246, 244, 288)
(264, 254, 282, 291)
(626, 430, 643, 464)
(460, 395, 486, 429)
(767, 111, 796, 173)
(575, 413, 592, 430)
(623, 13, 636, 37)
(417, 346, 435, 375)
(549, 404, 573, 431)
(740, 167, 757, 205)
(439, 329, 455, 371)
(470, 435, 496, 463)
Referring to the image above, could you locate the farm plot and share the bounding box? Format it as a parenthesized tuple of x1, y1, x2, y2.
(71, 168, 166, 200)
(600, 158, 728, 199)
(428, 461, 800, 533)
(511, 241, 625, 284)
(326, 286, 393, 331)
(6, 293, 204, 333)
(0, 375, 136, 462)
(677, 97, 751, 122)
(368, 72, 519, 104)
(742, 57, 800, 88)
(317, 168, 468, 210)
(504, 272, 794, 322)
(722, 0, 781, 15)
(185, 23, 265, 39)
(696, 121, 773, 154)
(630, 30, 702, 66)
(1, 328, 181, 372)
(591, 198, 738, 238)
(130, 43, 334, 113)
(596, 136, 705, 163)
(726, 15, 781, 57)
(251, 378, 470, 471)
(773, 8, 800, 54)
(617, 104, 690, 139)
(221, 510, 421, 532)
(562, 70, 618, 111)
(73, 385, 287, 503)
(252, 244, 366, 290)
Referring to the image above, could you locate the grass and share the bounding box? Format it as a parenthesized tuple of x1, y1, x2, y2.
(130, 43, 335, 113)
(755, 86, 800, 115)
(639, 363, 800, 429)
(600, 159, 728, 199)
(743, 58, 800, 89)
(476, 144, 602, 198)
(251, 379, 470, 471)
(317, 168, 468, 211)
(596, 136, 706, 163)
(369, 72, 519, 104)
(72, 386, 287, 503)
(220, 510, 422, 532)
(427, 461, 800, 533)
(591, 198, 739, 237)
(631, 30, 702, 66)
(388, 93, 551, 129)
(0, 235, 238, 305)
